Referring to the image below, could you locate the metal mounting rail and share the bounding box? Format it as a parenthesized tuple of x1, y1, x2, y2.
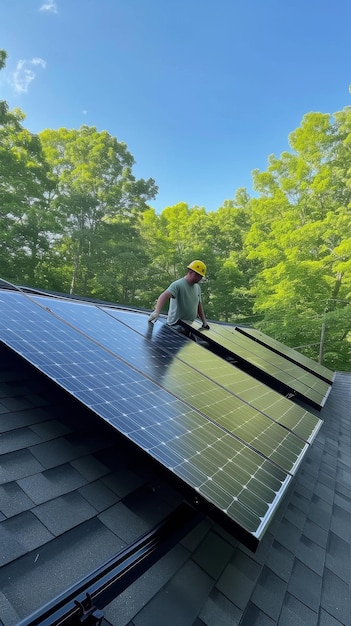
(17, 502, 202, 626)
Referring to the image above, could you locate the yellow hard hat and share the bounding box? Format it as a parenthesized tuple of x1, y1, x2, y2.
(187, 260, 206, 277)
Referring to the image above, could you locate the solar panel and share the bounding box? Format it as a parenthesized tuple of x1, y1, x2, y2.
(0, 290, 293, 549)
(187, 321, 332, 410)
(235, 326, 335, 384)
(29, 295, 314, 476)
(103, 309, 322, 445)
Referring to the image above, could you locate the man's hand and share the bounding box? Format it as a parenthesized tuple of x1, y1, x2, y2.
(148, 310, 159, 323)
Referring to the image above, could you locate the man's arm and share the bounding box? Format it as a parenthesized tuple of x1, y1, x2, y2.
(197, 302, 209, 329)
(148, 290, 172, 322)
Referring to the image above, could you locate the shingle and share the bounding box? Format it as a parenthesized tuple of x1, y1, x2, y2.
(329, 503, 351, 543)
(79, 480, 121, 512)
(325, 532, 350, 584)
(29, 419, 71, 440)
(0, 396, 35, 412)
(98, 501, 152, 544)
(293, 479, 314, 503)
(287, 559, 322, 612)
(302, 450, 321, 477)
(17, 463, 88, 504)
(71, 455, 110, 482)
(0, 408, 54, 433)
(250, 566, 287, 621)
(0, 400, 9, 415)
(318, 469, 337, 492)
(273, 518, 301, 553)
(180, 518, 213, 553)
(277, 592, 318, 626)
(320, 568, 350, 626)
(308, 494, 333, 531)
(242, 530, 274, 567)
(288, 490, 310, 515)
(216, 549, 261, 610)
(33, 491, 97, 535)
(334, 478, 351, 500)
(265, 540, 295, 583)
(318, 607, 348, 626)
(0, 528, 29, 566)
(192, 529, 234, 579)
(199, 588, 241, 626)
(29, 438, 88, 468)
(0, 511, 54, 564)
(0, 591, 21, 626)
(314, 482, 335, 505)
(24, 394, 51, 408)
(121, 485, 175, 527)
(333, 490, 351, 514)
(0, 449, 44, 484)
(335, 464, 351, 490)
(284, 502, 307, 531)
(102, 468, 147, 499)
(132, 560, 214, 626)
(0, 482, 34, 518)
(240, 601, 276, 625)
(295, 533, 325, 575)
(302, 518, 328, 550)
(0, 427, 41, 454)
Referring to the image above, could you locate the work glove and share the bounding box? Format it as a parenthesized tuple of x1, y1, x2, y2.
(148, 310, 159, 323)
(201, 323, 210, 330)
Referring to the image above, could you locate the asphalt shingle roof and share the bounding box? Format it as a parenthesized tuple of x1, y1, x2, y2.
(0, 325, 350, 626)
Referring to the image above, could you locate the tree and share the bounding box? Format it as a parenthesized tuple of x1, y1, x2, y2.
(244, 110, 351, 369)
(40, 126, 158, 297)
(0, 52, 56, 285)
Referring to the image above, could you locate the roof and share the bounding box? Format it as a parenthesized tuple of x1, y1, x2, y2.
(0, 291, 350, 626)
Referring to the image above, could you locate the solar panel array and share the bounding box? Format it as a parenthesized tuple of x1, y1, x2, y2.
(188, 322, 332, 409)
(104, 309, 322, 445)
(31, 296, 314, 474)
(235, 325, 335, 384)
(0, 290, 325, 550)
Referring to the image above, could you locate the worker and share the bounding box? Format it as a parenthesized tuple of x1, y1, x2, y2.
(148, 260, 210, 329)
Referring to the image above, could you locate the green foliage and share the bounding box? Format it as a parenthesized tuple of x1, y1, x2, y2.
(0, 88, 56, 284)
(39, 126, 157, 297)
(246, 108, 351, 370)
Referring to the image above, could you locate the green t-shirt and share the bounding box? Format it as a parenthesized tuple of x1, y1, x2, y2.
(167, 277, 201, 325)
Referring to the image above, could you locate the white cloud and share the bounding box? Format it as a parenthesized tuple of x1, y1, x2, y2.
(39, 0, 58, 13)
(13, 57, 47, 94)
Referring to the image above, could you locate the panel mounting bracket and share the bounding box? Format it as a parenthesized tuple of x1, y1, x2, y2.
(74, 593, 104, 625)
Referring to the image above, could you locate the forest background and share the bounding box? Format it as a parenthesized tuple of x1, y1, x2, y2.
(1, 50, 350, 371)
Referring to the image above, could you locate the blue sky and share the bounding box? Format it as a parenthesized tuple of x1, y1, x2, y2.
(1, 0, 351, 213)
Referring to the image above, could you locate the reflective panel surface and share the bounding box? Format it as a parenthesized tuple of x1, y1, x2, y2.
(0, 291, 322, 547)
